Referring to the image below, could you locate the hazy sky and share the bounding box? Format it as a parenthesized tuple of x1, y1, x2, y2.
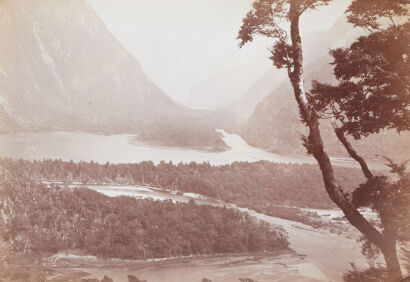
(86, 0, 351, 104)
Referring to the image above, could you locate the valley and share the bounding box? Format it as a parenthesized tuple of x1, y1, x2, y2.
(0, 158, 377, 281)
(0, 130, 385, 169)
(1, 0, 409, 281)
(29, 181, 370, 282)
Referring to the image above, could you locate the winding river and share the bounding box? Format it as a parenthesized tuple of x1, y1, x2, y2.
(58, 182, 366, 282)
(0, 130, 360, 167)
(2, 129, 373, 280)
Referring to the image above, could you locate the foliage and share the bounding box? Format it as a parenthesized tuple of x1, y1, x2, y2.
(308, 0, 410, 278)
(0, 251, 48, 282)
(237, 0, 332, 83)
(0, 267, 47, 282)
(0, 174, 289, 260)
(0, 158, 365, 210)
(137, 122, 228, 152)
(249, 204, 328, 228)
(238, 0, 410, 279)
(240, 57, 410, 159)
(345, 0, 408, 31)
(357, 235, 382, 268)
(343, 263, 388, 282)
(238, 0, 332, 49)
(351, 162, 410, 242)
(310, 22, 410, 138)
(349, 160, 410, 279)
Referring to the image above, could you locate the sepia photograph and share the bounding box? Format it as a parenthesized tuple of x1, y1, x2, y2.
(0, 0, 409, 281)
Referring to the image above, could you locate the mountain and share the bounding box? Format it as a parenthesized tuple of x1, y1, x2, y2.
(186, 63, 270, 110)
(238, 15, 410, 160)
(0, 0, 229, 151)
(231, 15, 410, 160)
(239, 56, 410, 161)
(228, 69, 288, 121)
(1, 0, 176, 129)
(226, 15, 365, 122)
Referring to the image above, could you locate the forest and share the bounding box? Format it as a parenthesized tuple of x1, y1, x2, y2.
(135, 122, 228, 152)
(0, 158, 366, 209)
(0, 171, 289, 260)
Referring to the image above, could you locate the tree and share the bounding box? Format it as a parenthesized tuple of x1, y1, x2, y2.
(238, 0, 409, 280)
(310, 0, 410, 279)
(310, 22, 410, 139)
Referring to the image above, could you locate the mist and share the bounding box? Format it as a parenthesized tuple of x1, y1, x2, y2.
(86, 0, 350, 105)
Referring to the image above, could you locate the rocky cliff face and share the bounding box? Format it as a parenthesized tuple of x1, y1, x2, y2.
(0, 0, 183, 133)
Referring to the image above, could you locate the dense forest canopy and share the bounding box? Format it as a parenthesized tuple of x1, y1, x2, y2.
(0, 175, 289, 260)
(0, 158, 366, 209)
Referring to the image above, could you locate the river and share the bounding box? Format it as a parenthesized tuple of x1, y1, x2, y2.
(55, 182, 366, 282)
(0, 130, 360, 167)
(1, 129, 374, 280)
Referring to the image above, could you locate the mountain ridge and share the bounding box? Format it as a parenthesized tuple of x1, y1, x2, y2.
(0, 0, 229, 151)
(224, 14, 365, 121)
(239, 56, 410, 161)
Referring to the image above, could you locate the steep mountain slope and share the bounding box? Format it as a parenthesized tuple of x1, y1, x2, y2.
(240, 56, 410, 160)
(227, 15, 365, 121)
(0, 0, 228, 150)
(233, 14, 409, 160)
(0, 0, 175, 129)
(228, 69, 288, 121)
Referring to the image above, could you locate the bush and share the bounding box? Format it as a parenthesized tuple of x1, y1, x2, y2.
(343, 263, 388, 282)
(127, 275, 147, 282)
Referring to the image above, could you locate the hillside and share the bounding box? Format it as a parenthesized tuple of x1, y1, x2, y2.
(226, 15, 364, 121)
(239, 56, 410, 160)
(228, 69, 288, 121)
(233, 15, 410, 160)
(0, 0, 229, 151)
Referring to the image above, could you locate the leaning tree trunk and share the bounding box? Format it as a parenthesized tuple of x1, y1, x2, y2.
(380, 210, 403, 280)
(334, 124, 402, 280)
(286, 4, 402, 280)
(333, 125, 373, 179)
(381, 238, 402, 281)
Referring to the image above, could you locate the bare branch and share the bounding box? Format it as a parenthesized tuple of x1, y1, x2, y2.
(332, 121, 374, 180)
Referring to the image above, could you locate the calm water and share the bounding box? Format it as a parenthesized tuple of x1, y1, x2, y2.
(60, 183, 224, 206)
(0, 130, 357, 166)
